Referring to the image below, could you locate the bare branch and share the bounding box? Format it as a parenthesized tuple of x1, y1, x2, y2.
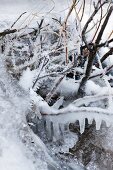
(95, 5, 113, 44)
(89, 64, 113, 79)
(82, 0, 107, 45)
(77, 46, 97, 98)
(100, 48, 113, 63)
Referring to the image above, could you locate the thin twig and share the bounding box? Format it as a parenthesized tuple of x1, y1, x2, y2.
(90, 64, 113, 79)
(45, 75, 65, 104)
(95, 5, 113, 44)
(91, 0, 103, 42)
(100, 48, 113, 63)
(11, 12, 27, 28)
(82, 0, 107, 45)
(80, 0, 85, 22)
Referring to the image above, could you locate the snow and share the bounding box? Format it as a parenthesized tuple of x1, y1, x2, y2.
(0, 0, 71, 31)
(0, 137, 36, 170)
(85, 80, 101, 95)
(57, 77, 79, 97)
(0, 56, 51, 170)
(0, 97, 39, 170)
(19, 68, 36, 90)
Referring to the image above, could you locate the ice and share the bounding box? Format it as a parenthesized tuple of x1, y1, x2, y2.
(42, 105, 113, 134)
(73, 92, 113, 107)
(53, 122, 61, 142)
(105, 117, 112, 128)
(45, 119, 65, 142)
(79, 118, 85, 134)
(45, 119, 53, 141)
(52, 97, 64, 109)
(95, 118, 102, 131)
(0, 56, 57, 170)
(88, 117, 93, 125)
(0, 136, 36, 170)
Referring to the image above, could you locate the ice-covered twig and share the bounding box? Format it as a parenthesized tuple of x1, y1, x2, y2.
(82, 0, 107, 45)
(73, 92, 113, 107)
(96, 52, 113, 110)
(32, 57, 48, 89)
(42, 105, 113, 133)
(45, 75, 65, 104)
(30, 88, 113, 134)
(90, 64, 113, 79)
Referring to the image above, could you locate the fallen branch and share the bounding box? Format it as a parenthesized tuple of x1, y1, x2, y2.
(0, 29, 17, 37)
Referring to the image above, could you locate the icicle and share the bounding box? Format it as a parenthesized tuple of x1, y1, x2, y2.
(79, 118, 85, 134)
(105, 118, 111, 128)
(88, 117, 93, 125)
(95, 118, 102, 130)
(45, 119, 53, 141)
(59, 123, 65, 138)
(53, 122, 61, 142)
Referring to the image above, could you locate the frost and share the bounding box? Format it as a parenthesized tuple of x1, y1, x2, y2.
(19, 68, 36, 90)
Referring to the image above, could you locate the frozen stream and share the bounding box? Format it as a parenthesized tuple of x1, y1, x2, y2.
(0, 1, 113, 170)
